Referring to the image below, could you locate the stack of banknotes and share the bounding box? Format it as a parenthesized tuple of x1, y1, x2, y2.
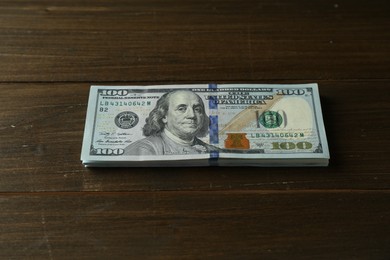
(81, 83, 329, 167)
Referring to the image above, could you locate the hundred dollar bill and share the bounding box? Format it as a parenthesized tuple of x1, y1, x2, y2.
(81, 84, 329, 167)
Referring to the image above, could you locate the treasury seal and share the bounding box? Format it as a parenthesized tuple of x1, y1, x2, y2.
(259, 111, 283, 128)
(115, 111, 139, 129)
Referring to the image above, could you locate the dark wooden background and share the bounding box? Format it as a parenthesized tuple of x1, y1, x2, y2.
(1, 0, 389, 258)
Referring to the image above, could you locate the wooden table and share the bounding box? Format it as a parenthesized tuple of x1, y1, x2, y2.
(1, 0, 389, 258)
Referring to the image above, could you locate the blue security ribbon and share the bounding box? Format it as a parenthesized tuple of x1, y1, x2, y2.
(208, 84, 219, 161)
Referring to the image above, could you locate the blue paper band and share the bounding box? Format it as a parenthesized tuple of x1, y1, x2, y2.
(208, 83, 217, 89)
(208, 84, 218, 109)
(208, 84, 219, 160)
(210, 151, 219, 159)
(208, 95, 218, 109)
(209, 115, 219, 144)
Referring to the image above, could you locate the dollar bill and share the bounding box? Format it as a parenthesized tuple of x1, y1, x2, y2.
(81, 84, 329, 167)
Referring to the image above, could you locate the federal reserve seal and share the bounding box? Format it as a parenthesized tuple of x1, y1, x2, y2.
(259, 111, 283, 128)
(115, 111, 139, 129)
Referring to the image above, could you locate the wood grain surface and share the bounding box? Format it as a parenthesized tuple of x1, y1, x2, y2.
(0, 0, 389, 259)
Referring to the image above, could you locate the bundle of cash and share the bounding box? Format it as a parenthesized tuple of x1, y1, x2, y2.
(81, 83, 329, 167)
